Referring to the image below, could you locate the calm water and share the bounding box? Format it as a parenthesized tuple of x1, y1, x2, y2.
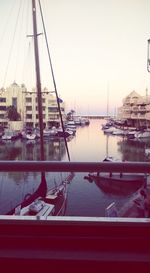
(0, 118, 150, 216)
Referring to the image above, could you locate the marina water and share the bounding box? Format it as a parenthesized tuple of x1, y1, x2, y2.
(0, 118, 149, 216)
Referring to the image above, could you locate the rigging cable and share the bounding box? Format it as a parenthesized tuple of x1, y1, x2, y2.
(3, 0, 22, 87)
(21, 0, 32, 86)
(0, 1, 15, 45)
(38, 0, 71, 162)
(14, 0, 26, 82)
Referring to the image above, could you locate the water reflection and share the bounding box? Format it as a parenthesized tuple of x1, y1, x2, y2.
(66, 119, 150, 217)
(0, 119, 150, 217)
(117, 138, 150, 162)
(89, 175, 145, 197)
(0, 141, 22, 160)
(0, 138, 69, 215)
(0, 138, 67, 161)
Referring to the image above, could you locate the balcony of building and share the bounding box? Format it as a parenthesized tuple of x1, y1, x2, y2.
(137, 113, 146, 119)
(132, 106, 139, 112)
(139, 105, 147, 110)
(145, 112, 150, 120)
(121, 113, 131, 119)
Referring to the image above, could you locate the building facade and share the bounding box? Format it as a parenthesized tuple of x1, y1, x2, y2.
(117, 90, 150, 128)
(0, 82, 66, 129)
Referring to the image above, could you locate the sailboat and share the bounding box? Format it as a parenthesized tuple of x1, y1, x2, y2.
(85, 167, 147, 197)
(105, 177, 150, 218)
(101, 83, 113, 131)
(7, 0, 74, 217)
(84, 135, 147, 195)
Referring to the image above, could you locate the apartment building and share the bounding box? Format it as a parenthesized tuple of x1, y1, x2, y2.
(0, 82, 66, 129)
(117, 90, 150, 128)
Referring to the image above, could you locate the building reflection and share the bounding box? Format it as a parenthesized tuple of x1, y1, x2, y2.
(0, 138, 66, 185)
(117, 138, 150, 162)
(0, 138, 66, 161)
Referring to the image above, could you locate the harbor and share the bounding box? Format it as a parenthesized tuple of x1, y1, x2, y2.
(0, 1, 150, 270)
(0, 118, 150, 217)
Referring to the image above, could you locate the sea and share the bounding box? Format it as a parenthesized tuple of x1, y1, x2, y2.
(0, 118, 150, 217)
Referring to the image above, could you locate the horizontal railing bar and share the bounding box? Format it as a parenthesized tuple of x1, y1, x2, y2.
(0, 161, 149, 173)
(0, 215, 150, 223)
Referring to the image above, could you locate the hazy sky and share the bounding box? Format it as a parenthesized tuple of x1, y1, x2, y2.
(0, 0, 150, 115)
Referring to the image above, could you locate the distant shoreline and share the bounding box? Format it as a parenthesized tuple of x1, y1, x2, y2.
(77, 115, 112, 119)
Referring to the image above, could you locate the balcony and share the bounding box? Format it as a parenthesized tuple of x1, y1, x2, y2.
(138, 113, 146, 119)
(145, 113, 150, 120)
(132, 106, 138, 111)
(139, 107, 147, 112)
(122, 113, 131, 119)
(131, 113, 138, 119)
(0, 161, 150, 271)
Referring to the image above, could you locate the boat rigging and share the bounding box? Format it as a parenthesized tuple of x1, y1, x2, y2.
(5, 0, 74, 217)
(32, 0, 70, 169)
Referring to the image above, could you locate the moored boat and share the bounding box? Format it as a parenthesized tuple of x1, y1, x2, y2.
(117, 180, 150, 218)
(43, 127, 57, 137)
(21, 129, 37, 140)
(105, 176, 150, 218)
(87, 172, 147, 196)
(55, 128, 73, 138)
(6, 0, 74, 218)
(2, 129, 20, 140)
(103, 156, 121, 162)
(135, 131, 150, 139)
(84, 154, 147, 195)
(14, 181, 68, 217)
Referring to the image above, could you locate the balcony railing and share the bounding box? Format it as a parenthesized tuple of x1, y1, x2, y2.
(0, 160, 149, 173)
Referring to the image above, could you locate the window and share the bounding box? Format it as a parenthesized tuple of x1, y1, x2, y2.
(48, 114, 59, 120)
(12, 97, 17, 108)
(36, 106, 45, 111)
(0, 98, 6, 103)
(26, 97, 32, 103)
(0, 106, 6, 111)
(26, 106, 32, 111)
(36, 98, 45, 103)
(48, 107, 58, 112)
(36, 114, 45, 119)
(26, 114, 32, 119)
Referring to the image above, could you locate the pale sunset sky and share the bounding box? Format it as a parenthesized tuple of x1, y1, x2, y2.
(0, 0, 150, 115)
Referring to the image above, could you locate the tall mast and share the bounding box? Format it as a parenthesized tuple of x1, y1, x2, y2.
(106, 82, 109, 119)
(32, 0, 46, 183)
(32, 0, 44, 161)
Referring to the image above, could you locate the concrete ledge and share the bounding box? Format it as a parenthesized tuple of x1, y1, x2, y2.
(0, 217, 150, 272)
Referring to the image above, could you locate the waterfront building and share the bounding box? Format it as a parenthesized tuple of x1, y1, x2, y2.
(117, 90, 150, 128)
(0, 82, 66, 129)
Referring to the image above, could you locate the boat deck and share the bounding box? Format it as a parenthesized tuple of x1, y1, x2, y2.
(119, 192, 146, 218)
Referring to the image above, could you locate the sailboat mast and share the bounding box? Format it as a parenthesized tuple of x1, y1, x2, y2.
(32, 0, 45, 161)
(107, 82, 109, 119)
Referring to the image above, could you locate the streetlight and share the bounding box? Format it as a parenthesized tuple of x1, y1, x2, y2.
(147, 39, 150, 72)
